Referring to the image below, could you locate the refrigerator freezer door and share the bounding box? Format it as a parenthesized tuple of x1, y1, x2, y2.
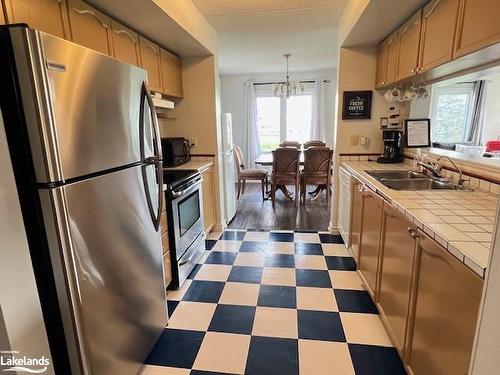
(10, 29, 148, 183)
(39, 164, 167, 375)
(223, 150, 237, 223)
(222, 113, 233, 153)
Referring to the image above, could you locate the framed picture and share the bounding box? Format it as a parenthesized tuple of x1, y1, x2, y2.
(342, 91, 372, 120)
(405, 119, 431, 148)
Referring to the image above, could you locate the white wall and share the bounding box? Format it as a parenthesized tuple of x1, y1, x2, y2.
(220, 69, 338, 162)
(483, 73, 500, 143)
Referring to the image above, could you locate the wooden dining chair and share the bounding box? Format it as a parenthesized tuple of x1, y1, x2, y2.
(233, 146, 268, 200)
(279, 141, 301, 149)
(304, 140, 326, 149)
(300, 146, 333, 204)
(271, 147, 301, 208)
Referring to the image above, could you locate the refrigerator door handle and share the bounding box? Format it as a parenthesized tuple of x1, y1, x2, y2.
(140, 82, 163, 230)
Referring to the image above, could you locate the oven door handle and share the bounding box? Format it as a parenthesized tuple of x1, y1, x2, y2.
(171, 179, 203, 198)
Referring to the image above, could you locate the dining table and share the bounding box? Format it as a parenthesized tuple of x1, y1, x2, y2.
(254, 151, 327, 201)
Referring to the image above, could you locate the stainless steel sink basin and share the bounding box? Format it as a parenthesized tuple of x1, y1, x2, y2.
(363, 169, 457, 190)
(378, 178, 456, 191)
(365, 170, 426, 180)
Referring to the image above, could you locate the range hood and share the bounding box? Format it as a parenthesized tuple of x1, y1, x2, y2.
(152, 93, 174, 111)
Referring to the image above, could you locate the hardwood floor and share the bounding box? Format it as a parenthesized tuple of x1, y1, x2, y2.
(227, 183, 331, 231)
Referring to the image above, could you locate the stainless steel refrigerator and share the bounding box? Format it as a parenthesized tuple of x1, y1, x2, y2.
(0, 25, 167, 374)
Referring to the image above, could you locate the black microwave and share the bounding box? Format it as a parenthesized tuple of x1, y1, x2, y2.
(161, 138, 191, 167)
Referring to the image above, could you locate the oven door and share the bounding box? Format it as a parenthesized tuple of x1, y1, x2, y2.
(170, 180, 204, 261)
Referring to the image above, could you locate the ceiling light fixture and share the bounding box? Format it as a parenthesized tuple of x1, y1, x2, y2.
(273, 54, 304, 99)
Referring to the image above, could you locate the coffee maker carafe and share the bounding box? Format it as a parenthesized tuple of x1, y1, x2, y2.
(377, 130, 404, 163)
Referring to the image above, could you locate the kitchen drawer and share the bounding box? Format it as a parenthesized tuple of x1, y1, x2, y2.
(161, 231, 169, 254)
(160, 211, 168, 235)
(163, 251, 172, 289)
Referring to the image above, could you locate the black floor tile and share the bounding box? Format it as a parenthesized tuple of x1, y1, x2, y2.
(265, 254, 295, 268)
(349, 344, 407, 375)
(208, 304, 256, 335)
(183, 280, 225, 303)
(319, 233, 344, 244)
(145, 329, 204, 368)
(294, 229, 317, 233)
(245, 336, 298, 375)
(187, 264, 202, 279)
(294, 242, 323, 255)
(205, 251, 237, 265)
(167, 300, 179, 317)
(325, 256, 357, 271)
(227, 266, 263, 284)
(190, 371, 234, 375)
(258, 285, 296, 309)
(335, 289, 378, 314)
(295, 269, 332, 288)
(239, 241, 270, 253)
(298, 310, 346, 342)
(205, 240, 217, 250)
(220, 231, 246, 240)
(269, 232, 295, 242)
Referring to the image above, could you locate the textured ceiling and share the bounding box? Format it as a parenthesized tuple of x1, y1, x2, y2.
(192, 0, 347, 75)
(191, 0, 347, 16)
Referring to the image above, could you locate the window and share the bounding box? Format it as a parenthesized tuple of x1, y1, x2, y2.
(430, 84, 475, 144)
(255, 89, 313, 153)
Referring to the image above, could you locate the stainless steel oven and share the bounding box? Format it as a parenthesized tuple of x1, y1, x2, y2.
(164, 170, 205, 288)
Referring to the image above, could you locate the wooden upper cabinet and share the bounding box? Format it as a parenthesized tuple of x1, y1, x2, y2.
(396, 9, 422, 81)
(375, 41, 389, 88)
(3, 0, 70, 38)
(386, 31, 401, 84)
(67, 0, 112, 55)
(0, 5, 5, 24)
(454, 0, 500, 59)
(110, 20, 140, 66)
(418, 0, 460, 73)
(139, 36, 162, 91)
(160, 48, 183, 98)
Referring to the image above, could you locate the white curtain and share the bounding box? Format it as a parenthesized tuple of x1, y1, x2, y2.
(468, 80, 488, 145)
(244, 81, 261, 168)
(310, 80, 326, 141)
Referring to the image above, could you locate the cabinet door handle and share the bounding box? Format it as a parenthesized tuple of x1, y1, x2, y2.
(73, 8, 109, 29)
(114, 29, 136, 43)
(425, 0, 441, 19)
(408, 227, 421, 238)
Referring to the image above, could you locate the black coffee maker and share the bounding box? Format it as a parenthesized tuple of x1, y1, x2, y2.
(377, 130, 404, 163)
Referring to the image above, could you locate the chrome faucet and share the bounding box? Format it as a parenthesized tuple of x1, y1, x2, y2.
(437, 155, 468, 186)
(416, 159, 442, 178)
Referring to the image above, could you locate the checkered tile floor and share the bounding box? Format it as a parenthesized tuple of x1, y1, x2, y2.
(141, 230, 407, 375)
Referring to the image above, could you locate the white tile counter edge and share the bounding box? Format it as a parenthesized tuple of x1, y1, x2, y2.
(341, 161, 497, 278)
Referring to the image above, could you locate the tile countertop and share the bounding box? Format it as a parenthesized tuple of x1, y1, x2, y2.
(341, 161, 499, 278)
(163, 160, 214, 173)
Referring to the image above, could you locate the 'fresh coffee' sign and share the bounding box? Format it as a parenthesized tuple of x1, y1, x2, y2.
(342, 91, 372, 120)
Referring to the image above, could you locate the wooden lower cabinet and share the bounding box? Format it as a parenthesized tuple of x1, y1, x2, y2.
(349, 177, 364, 264)
(377, 204, 417, 356)
(67, 0, 112, 55)
(3, 0, 69, 38)
(406, 230, 483, 375)
(159, 210, 168, 235)
(357, 186, 383, 298)
(162, 250, 172, 288)
(201, 166, 216, 233)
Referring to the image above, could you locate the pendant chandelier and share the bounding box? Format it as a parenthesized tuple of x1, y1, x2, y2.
(273, 54, 305, 99)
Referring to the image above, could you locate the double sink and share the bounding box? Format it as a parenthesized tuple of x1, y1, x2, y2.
(365, 170, 458, 190)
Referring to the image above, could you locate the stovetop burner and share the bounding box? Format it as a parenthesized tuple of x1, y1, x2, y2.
(163, 169, 199, 191)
